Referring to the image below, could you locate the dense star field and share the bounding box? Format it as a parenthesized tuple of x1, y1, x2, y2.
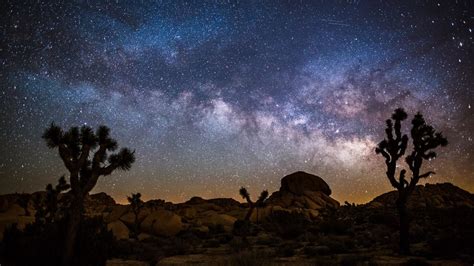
(0, 1, 473, 203)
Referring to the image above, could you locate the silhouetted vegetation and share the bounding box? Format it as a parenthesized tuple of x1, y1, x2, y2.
(1, 177, 114, 266)
(238, 187, 268, 222)
(376, 108, 447, 254)
(262, 210, 309, 239)
(42, 123, 135, 264)
(127, 192, 143, 239)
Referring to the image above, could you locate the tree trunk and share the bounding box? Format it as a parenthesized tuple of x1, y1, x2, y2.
(397, 197, 410, 255)
(62, 194, 84, 266)
(244, 205, 255, 221)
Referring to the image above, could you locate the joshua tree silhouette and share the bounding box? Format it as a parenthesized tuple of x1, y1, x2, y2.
(127, 192, 144, 239)
(42, 123, 135, 265)
(376, 108, 447, 255)
(239, 187, 269, 222)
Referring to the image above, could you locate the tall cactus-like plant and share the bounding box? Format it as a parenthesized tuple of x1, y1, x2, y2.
(42, 123, 135, 265)
(34, 176, 71, 225)
(239, 187, 269, 222)
(127, 192, 144, 239)
(376, 108, 447, 255)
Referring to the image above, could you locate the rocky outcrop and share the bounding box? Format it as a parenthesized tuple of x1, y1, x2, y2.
(368, 183, 474, 209)
(141, 209, 184, 237)
(266, 171, 339, 218)
(281, 171, 332, 196)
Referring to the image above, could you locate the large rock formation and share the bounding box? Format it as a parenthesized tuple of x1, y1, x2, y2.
(258, 171, 339, 221)
(281, 171, 332, 196)
(368, 183, 474, 209)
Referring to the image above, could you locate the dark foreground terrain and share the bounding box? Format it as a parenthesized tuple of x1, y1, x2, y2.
(1, 172, 473, 265)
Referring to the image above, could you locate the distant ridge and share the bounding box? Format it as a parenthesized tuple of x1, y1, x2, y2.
(368, 183, 474, 209)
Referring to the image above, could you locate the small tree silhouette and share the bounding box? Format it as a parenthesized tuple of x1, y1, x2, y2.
(35, 176, 71, 225)
(239, 187, 269, 222)
(42, 123, 135, 265)
(376, 108, 447, 255)
(127, 192, 144, 239)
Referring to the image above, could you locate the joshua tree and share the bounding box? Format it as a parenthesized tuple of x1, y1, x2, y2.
(376, 108, 447, 254)
(239, 187, 269, 222)
(42, 123, 135, 265)
(127, 192, 144, 239)
(33, 176, 70, 225)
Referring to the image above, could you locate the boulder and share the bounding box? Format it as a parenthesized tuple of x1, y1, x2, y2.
(107, 220, 129, 240)
(141, 209, 183, 237)
(280, 171, 332, 195)
(200, 211, 237, 232)
(105, 205, 130, 223)
(120, 208, 151, 227)
(263, 172, 339, 218)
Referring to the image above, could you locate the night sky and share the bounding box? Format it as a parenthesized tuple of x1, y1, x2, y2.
(1, 1, 473, 204)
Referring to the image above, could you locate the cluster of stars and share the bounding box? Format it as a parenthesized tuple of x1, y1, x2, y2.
(0, 1, 473, 204)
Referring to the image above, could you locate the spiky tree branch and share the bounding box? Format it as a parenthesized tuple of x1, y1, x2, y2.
(376, 108, 447, 255)
(239, 187, 268, 221)
(42, 123, 135, 197)
(42, 123, 135, 265)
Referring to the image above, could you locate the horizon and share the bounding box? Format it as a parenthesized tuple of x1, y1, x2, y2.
(1, 1, 473, 204)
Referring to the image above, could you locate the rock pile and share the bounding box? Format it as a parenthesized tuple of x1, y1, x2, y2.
(260, 171, 339, 220)
(368, 183, 474, 209)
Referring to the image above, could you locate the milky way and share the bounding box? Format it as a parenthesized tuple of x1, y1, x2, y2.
(1, 1, 473, 203)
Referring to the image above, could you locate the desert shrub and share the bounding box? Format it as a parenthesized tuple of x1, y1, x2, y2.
(262, 211, 309, 239)
(318, 217, 350, 235)
(1, 217, 113, 266)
